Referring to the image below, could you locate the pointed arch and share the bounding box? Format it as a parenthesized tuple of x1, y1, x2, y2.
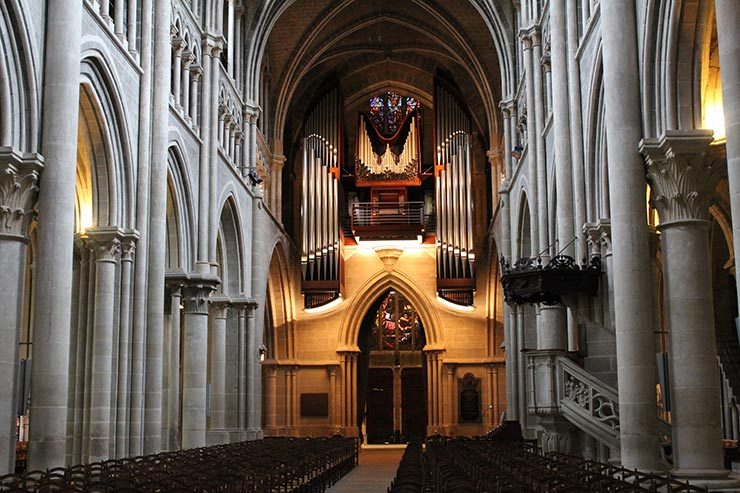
(215, 196, 244, 295)
(0, 0, 39, 152)
(337, 270, 444, 350)
(166, 144, 196, 272)
(265, 241, 295, 360)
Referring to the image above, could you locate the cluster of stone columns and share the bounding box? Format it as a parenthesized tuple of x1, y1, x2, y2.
(170, 32, 202, 130)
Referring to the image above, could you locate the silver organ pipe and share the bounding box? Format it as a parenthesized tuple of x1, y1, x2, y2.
(300, 88, 342, 292)
(434, 82, 475, 294)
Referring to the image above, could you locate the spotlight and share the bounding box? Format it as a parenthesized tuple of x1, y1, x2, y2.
(511, 146, 523, 159)
(248, 170, 263, 186)
(258, 345, 267, 362)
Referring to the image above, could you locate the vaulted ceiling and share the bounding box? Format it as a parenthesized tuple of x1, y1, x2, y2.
(260, 0, 514, 152)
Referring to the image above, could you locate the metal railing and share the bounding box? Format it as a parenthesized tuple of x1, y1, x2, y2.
(350, 201, 425, 230)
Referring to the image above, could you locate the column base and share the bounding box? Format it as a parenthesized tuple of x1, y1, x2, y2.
(671, 469, 740, 491)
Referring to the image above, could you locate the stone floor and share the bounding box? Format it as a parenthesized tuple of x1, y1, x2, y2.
(327, 446, 405, 493)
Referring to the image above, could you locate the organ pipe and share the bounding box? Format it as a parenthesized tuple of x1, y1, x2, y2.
(434, 82, 475, 288)
(300, 89, 342, 292)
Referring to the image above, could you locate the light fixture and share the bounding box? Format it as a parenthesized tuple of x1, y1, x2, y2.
(258, 344, 267, 362)
(248, 170, 263, 186)
(511, 145, 523, 159)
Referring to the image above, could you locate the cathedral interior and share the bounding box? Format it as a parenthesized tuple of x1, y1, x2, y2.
(0, 0, 739, 491)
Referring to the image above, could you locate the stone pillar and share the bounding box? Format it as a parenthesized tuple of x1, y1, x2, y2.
(531, 29, 548, 257)
(142, 0, 172, 455)
(0, 150, 42, 474)
(209, 301, 229, 431)
(599, 0, 662, 470)
(190, 66, 202, 129)
(164, 280, 183, 451)
(207, 41, 223, 271)
(226, 0, 235, 76)
(28, 0, 83, 471)
(171, 37, 185, 108)
(641, 131, 730, 480)
(129, 0, 154, 457)
(181, 51, 194, 119)
(196, 38, 215, 272)
(272, 155, 286, 220)
(328, 366, 338, 432)
(86, 230, 122, 463)
(245, 300, 259, 435)
(126, 0, 137, 54)
(236, 304, 247, 430)
(550, 0, 574, 256)
(115, 237, 137, 458)
(263, 365, 277, 432)
(520, 29, 540, 254)
(715, 1, 740, 320)
(180, 277, 217, 449)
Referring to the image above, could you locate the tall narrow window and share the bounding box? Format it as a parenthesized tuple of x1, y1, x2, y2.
(370, 291, 423, 351)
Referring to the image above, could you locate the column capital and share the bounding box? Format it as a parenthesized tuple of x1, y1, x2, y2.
(498, 98, 516, 116)
(640, 130, 725, 225)
(519, 26, 541, 49)
(0, 148, 44, 242)
(210, 298, 231, 319)
(181, 274, 220, 314)
(120, 231, 139, 262)
(202, 34, 224, 58)
(583, 219, 611, 258)
(87, 227, 125, 262)
(190, 64, 203, 80)
(244, 103, 261, 124)
(172, 36, 186, 54)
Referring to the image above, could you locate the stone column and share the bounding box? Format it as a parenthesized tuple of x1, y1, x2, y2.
(236, 304, 247, 430)
(263, 365, 277, 432)
(328, 366, 338, 432)
(531, 29, 548, 257)
(126, 0, 137, 54)
(181, 51, 194, 119)
(550, 0, 574, 255)
(28, 0, 83, 471)
(115, 237, 137, 458)
(190, 65, 202, 129)
(196, 38, 215, 273)
(245, 300, 259, 435)
(87, 229, 122, 462)
(226, 0, 235, 76)
(600, 0, 662, 470)
(0, 150, 42, 474)
(171, 37, 185, 108)
(129, 0, 153, 457)
(180, 277, 217, 449)
(715, 1, 740, 319)
(164, 280, 183, 451)
(209, 301, 229, 431)
(207, 41, 224, 271)
(520, 29, 540, 254)
(143, 0, 171, 455)
(114, 0, 125, 41)
(641, 131, 729, 479)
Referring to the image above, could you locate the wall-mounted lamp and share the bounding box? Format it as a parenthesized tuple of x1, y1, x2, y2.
(248, 170, 263, 186)
(258, 344, 267, 362)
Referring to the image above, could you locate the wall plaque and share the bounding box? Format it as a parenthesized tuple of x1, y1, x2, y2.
(300, 393, 329, 417)
(458, 373, 481, 423)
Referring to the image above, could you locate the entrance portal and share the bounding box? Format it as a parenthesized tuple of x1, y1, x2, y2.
(358, 290, 427, 444)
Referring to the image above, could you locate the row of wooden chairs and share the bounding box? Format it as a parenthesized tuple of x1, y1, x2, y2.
(0, 436, 358, 492)
(425, 437, 709, 493)
(387, 442, 428, 493)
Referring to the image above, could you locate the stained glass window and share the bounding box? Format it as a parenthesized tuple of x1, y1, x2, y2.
(370, 291, 423, 351)
(368, 92, 420, 138)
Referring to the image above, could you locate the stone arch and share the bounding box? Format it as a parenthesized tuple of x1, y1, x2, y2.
(265, 241, 294, 360)
(515, 190, 533, 259)
(584, 50, 610, 222)
(0, 0, 39, 152)
(166, 145, 196, 272)
(337, 270, 444, 350)
(76, 55, 135, 230)
(215, 196, 244, 295)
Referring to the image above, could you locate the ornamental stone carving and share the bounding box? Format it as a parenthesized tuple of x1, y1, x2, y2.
(583, 219, 611, 258)
(640, 130, 726, 225)
(182, 275, 220, 314)
(87, 228, 125, 262)
(0, 148, 44, 242)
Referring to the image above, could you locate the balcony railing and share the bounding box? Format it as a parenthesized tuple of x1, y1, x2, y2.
(350, 201, 427, 240)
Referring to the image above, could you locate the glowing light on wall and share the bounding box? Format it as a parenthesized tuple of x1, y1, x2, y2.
(704, 95, 726, 141)
(76, 194, 93, 233)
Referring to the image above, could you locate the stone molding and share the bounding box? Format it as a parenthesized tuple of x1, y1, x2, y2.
(374, 247, 404, 271)
(640, 130, 726, 226)
(0, 148, 44, 242)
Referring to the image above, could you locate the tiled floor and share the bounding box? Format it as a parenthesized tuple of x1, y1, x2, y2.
(327, 446, 405, 493)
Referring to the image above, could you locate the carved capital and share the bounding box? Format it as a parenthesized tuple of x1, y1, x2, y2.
(210, 298, 231, 319)
(0, 148, 43, 242)
(182, 275, 220, 314)
(640, 130, 725, 225)
(87, 228, 125, 262)
(121, 232, 139, 262)
(190, 64, 203, 80)
(374, 247, 404, 271)
(583, 219, 611, 258)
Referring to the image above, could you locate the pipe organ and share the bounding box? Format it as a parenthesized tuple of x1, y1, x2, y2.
(435, 81, 476, 306)
(301, 88, 343, 309)
(355, 113, 421, 186)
